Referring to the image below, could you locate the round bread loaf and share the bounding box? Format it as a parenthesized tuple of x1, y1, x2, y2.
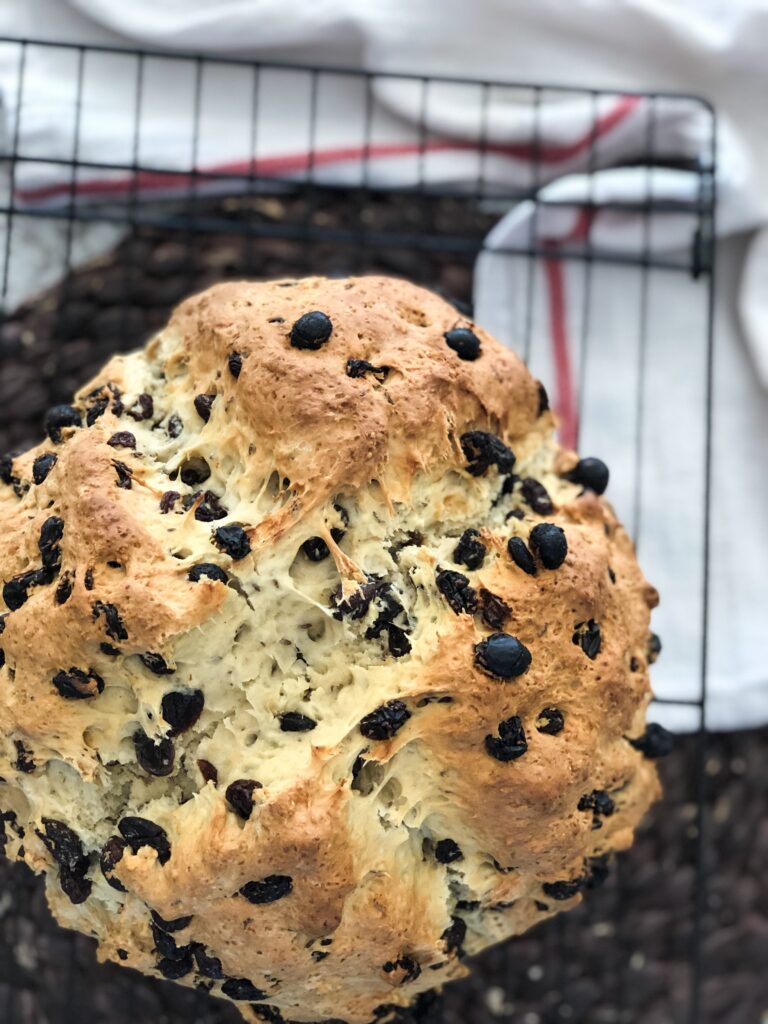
(0, 277, 666, 1024)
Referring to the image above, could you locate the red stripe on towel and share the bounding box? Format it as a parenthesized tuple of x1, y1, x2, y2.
(15, 97, 640, 203)
(542, 208, 593, 449)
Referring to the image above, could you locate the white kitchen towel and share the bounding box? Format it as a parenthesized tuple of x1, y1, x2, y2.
(476, 187, 767, 733)
(0, 0, 766, 729)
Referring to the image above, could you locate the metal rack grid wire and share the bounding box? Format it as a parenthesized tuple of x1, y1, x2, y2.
(0, 36, 716, 1024)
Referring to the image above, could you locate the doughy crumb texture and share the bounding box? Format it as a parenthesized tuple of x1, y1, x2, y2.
(0, 276, 665, 1024)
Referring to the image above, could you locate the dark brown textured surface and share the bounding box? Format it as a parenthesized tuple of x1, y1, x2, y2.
(0, 194, 764, 1023)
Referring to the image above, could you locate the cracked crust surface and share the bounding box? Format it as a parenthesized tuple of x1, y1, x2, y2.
(0, 276, 661, 1023)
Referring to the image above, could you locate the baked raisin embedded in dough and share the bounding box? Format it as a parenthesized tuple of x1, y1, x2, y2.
(0, 276, 665, 1023)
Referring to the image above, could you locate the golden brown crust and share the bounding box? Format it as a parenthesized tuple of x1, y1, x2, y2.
(0, 276, 661, 1023)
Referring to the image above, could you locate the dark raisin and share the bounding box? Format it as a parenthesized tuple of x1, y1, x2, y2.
(225, 779, 262, 820)
(536, 708, 564, 735)
(478, 588, 510, 631)
(365, 584, 404, 635)
(351, 752, 367, 781)
(387, 624, 412, 658)
(134, 730, 175, 777)
(151, 909, 192, 933)
(112, 460, 133, 489)
(198, 759, 218, 784)
(332, 576, 383, 620)
(180, 456, 210, 486)
(566, 457, 609, 495)
(435, 568, 477, 615)
(100, 836, 127, 891)
(444, 327, 481, 361)
(58, 865, 92, 904)
(578, 790, 615, 817)
(36, 819, 91, 904)
(157, 950, 194, 979)
(312, 950, 329, 962)
(573, 620, 601, 660)
(608, 567, 616, 584)
(441, 916, 466, 956)
(520, 478, 553, 515)
(250, 1007, 285, 1024)
(92, 601, 128, 641)
(359, 700, 410, 741)
(222, 977, 267, 1001)
(453, 528, 486, 570)
(345, 358, 389, 381)
(290, 311, 333, 350)
(507, 507, 525, 521)
(52, 667, 104, 700)
(534, 900, 549, 912)
(0, 454, 14, 485)
(36, 819, 87, 873)
(84, 568, 94, 590)
(100, 643, 121, 656)
(536, 382, 550, 415)
(388, 531, 423, 559)
(193, 944, 225, 979)
(0, 649, 4, 669)
(14, 739, 35, 773)
(3, 573, 31, 611)
(529, 523, 567, 570)
(107, 431, 136, 451)
(475, 633, 531, 679)
(434, 839, 463, 864)
(161, 690, 204, 735)
(117, 949, 128, 960)
(485, 716, 528, 761)
(3, 567, 52, 610)
(119, 817, 172, 865)
(188, 563, 229, 584)
(151, 921, 188, 960)
(630, 656, 640, 672)
(194, 394, 216, 422)
(213, 524, 251, 560)
(460, 431, 515, 476)
(382, 956, 421, 983)
(647, 632, 662, 663)
(167, 414, 183, 438)
(85, 396, 109, 426)
(628, 723, 674, 759)
(268, 316, 285, 323)
(127, 393, 154, 421)
(195, 490, 228, 522)
(32, 452, 58, 484)
(141, 652, 175, 675)
(38, 515, 64, 571)
(303, 505, 348, 561)
(160, 490, 180, 514)
(542, 878, 582, 901)
(55, 571, 74, 604)
(302, 536, 331, 561)
(278, 711, 317, 732)
(228, 352, 243, 378)
(239, 875, 294, 904)
(45, 404, 82, 443)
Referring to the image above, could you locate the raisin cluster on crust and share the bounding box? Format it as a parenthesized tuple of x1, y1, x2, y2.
(0, 277, 669, 1024)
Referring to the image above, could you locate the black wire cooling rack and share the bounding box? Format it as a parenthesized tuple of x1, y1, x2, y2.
(0, 36, 721, 1024)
